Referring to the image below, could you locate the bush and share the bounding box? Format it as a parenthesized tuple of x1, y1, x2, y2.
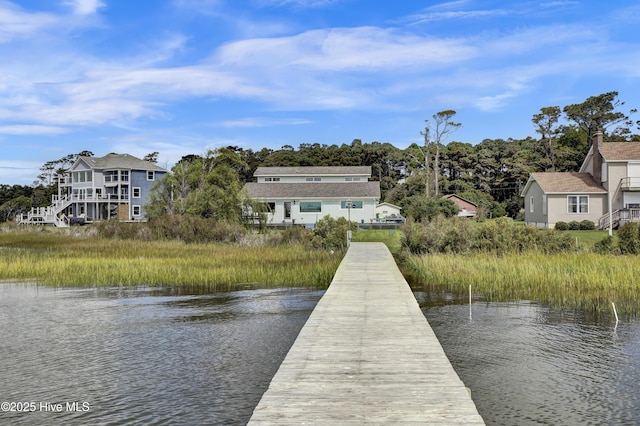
(312, 215, 355, 251)
(95, 220, 147, 239)
(69, 216, 86, 226)
(401, 216, 573, 255)
(400, 218, 430, 254)
(579, 220, 596, 230)
(593, 235, 616, 254)
(617, 222, 640, 254)
(568, 221, 581, 230)
(555, 221, 568, 231)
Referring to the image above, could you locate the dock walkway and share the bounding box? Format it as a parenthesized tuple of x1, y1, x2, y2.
(248, 242, 484, 425)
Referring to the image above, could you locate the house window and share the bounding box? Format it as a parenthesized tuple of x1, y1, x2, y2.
(133, 205, 141, 216)
(341, 200, 363, 209)
(104, 170, 118, 182)
(305, 177, 321, 182)
(568, 195, 589, 214)
(147, 171, 154, 181)
(345, 177, 361, 182)
(300, 201, 321, 212)
(133, 187, 141, 198)
(264, 177, 280, 182)
(121, 171, 129, 182)
(530, 196, 534, 213)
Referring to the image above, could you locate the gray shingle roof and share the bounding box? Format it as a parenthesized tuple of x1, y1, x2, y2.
(79, 153, 167, 172)
(253, 166, 371, 176)
(243, 182, 380, 199)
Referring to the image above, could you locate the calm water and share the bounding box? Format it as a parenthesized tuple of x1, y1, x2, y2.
(4, 283, 640, 425)
(417, 289, 640, 426)
(0, 284, 323, 425)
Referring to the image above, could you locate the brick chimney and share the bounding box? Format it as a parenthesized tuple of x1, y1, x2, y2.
(592, 131, 603, 185)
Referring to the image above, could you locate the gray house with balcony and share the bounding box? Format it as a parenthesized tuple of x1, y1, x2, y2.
(20, 153, 167, 226)
(522, 132, 640, 229)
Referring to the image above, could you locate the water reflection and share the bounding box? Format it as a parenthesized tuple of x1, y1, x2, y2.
(416, 288, 640, 425)
(0, 284, 322, 425)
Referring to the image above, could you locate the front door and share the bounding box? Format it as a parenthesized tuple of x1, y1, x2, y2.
(284, 202, 291, 220)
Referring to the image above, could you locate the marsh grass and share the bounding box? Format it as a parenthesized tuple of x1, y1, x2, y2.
(352, 229, 403, 252)
(403, 252, 640, 316)
(0, 232, 342, 290)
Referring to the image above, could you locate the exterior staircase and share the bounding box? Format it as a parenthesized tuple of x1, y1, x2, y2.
(598, 208, 640, 230)
(18, 195, 73, 227)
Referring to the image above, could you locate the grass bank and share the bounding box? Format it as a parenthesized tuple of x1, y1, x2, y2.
(0, 231, 342, 290)
(403, 252, 640, 316)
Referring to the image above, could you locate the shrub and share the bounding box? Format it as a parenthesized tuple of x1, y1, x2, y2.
(593, 235, 616, 254)
(555, 221, 568, 231)
(69, 216, 86, 226)
(400, 218, 430, 254)
(579, 220, 596, 230)
(618, 222, 640, 254)
(402, 216, 573, 255)
(312, 215, 355, 250)
(568, 221, 581, 230)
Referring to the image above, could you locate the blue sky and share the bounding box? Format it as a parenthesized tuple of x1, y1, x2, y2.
(2, 0, 640, 185)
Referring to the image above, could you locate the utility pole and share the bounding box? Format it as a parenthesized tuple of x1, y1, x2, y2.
(420, 127, 430, 198)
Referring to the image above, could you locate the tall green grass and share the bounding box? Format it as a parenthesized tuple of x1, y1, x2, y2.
(403, 252, 640, 316)
(0, 232, 342, 290)
(352, 229, 403, 252)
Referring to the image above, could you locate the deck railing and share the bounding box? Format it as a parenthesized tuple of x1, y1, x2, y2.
(598, 208, 640, 229)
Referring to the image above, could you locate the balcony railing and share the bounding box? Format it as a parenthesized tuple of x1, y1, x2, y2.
(58, 194, 130, 202)
(619, 177, 640, 190)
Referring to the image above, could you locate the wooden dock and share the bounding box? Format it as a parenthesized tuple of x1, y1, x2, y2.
(248, 242, 485, 425)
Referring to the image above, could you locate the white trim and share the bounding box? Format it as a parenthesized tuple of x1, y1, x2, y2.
(567, 195, 589, 214)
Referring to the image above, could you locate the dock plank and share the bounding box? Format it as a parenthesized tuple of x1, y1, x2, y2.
(247, 242, 485, 425)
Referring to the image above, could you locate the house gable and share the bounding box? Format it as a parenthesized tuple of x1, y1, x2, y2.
(521, 172, 606, 228)
(442, 194, 478, 217)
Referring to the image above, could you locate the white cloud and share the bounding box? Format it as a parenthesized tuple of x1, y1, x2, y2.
(217, 27, 477, 72)
(0, 1, 58, 41)
(0, 125, 69, 135)
(216, 117, 312, 127)
(256, 0, 340, 8)
(64, 0, 105, 16)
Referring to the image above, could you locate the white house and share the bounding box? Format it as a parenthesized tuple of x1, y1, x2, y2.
(243, 166, 381, 226)
(375, 202, 403, 222)
(522, 131, 640, 229)
(20, 153, 167, 226)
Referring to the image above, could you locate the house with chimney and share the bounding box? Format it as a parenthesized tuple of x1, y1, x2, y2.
(521, 131, 640, 229)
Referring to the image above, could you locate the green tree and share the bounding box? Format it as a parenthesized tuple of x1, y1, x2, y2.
(146, 147, 248, 222)
(563, 91, 638, 146)
(424, 110, 461, 196)
(0, 195, 32, 222)
(532, 106, 562, 171)
(401, 195, 458, 222)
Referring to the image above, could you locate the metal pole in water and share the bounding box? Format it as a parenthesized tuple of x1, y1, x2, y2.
(612, 302, 619, 323)
(469, 284, 472, 320)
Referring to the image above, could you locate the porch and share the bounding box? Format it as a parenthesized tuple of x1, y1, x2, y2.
(598, 208, 640, 230)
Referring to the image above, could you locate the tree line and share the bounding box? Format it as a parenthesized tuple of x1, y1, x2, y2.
(2, 91, 639, 223)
